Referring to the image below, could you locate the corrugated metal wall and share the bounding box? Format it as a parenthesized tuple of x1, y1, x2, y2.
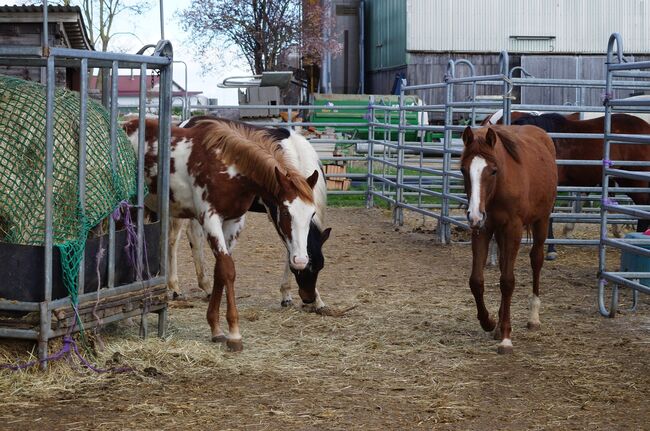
(407, 0, 650, 54)
(520, 55, 650, 106)
(365, 0, 407, 71)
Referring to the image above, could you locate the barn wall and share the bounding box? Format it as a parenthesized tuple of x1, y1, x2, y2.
(365, 65, 407, 95)
(406, 53, 519, 108)
(520, 55, 650, 106)
(408, 0, 650, 54)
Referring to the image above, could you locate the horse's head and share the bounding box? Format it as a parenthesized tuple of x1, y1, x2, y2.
(290, 225, 331, 303)
(460, 126, 501, 230)
(273, 167, 319, 270)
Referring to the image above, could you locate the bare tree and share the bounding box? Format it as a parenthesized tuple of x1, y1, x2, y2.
(178, 0, 339, 75)
(80, 0, 150, 52)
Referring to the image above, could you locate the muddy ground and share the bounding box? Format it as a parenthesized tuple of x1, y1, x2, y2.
(1, 207, 649, 430)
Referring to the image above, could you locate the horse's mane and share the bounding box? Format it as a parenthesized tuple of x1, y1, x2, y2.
(199, 120, 314, 203)
(462, 127, 521, 165)
(512, 113, 567, 132)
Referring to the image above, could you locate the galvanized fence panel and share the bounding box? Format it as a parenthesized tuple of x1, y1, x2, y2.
(598, 33, 650, 317)
(0, 37, 172, 366)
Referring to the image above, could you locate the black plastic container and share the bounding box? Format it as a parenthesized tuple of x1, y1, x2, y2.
(0, 222, 161, 302)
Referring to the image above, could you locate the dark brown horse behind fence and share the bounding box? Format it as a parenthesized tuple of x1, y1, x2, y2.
(511, 113, 650, 258)
(460, 125, 557, 353)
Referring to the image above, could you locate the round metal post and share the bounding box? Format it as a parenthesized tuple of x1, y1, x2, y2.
(441, 61, 455, 243)
(499, 51, 511, 125)
(366, 95, 375, 208)
(598, 33, 621, 317)
(394, 79, 407, 226)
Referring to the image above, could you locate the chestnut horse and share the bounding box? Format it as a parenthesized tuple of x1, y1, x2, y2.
(122, 119, 319, 351)
(460, 125, 557, 353)
(512, 113, 650, 259)
(170, 116, 331, 311)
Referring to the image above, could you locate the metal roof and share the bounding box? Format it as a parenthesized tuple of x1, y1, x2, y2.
(0, 5, 94, 51)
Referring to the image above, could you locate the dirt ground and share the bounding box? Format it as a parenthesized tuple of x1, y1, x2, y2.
(1, 207, 649, 430)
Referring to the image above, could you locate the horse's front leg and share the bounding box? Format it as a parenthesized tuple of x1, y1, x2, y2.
(203, 214, 243, 352)
(494, 222, 523, 354)
(187, 218, 212, 296)
(469, 227, 496, 332)
(279, 255, 293, 307)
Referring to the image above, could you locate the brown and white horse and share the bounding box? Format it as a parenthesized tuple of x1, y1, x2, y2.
(170, 116, 331, 311)
(122, 119, 320, 351)
(460, 125, 557, 353)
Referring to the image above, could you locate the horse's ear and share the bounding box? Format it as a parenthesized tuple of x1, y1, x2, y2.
(274, 167, 290, 188)
(321, 227, 332, 245)
(306, 170, 319, 189)
(485, 128, 498, 148)
(461, 126, 474, 146)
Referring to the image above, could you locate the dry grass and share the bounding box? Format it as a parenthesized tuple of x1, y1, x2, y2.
(0, 208, 649, 430)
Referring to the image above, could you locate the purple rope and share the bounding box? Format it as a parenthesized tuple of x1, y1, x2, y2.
(601, 91, 614, 105)
(603, 197, 619, 206)
(603, 159, 613, 168)
(0, 335, 131, 373)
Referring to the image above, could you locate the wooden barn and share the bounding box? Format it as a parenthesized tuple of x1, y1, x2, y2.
(0, 5, 94, 90)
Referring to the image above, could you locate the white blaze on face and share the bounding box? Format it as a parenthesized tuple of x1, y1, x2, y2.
(226, 165, 239, 178)
(285, 197, 315, 270)
(468, 156, 487, 227)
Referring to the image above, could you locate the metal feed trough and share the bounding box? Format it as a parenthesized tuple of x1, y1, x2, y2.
(0, 5, 172, 368)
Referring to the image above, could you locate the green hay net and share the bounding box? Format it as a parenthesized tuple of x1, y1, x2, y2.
(0, 75, 138, 303)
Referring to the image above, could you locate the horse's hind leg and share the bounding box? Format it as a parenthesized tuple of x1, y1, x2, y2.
(469, 228, 496, 332)
(545, 218, 557, 261)
(495, 223, 523, 354)
(187, 218, 212, 296)
(168, 218, 186, 299)
(528, 219, 549, 331)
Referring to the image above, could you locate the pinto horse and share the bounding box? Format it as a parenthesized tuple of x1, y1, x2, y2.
(170, 116, 331, 311)
(512, 113, 650, 259)
(460, 125, 557, 353)
(122, 119, 320, 351)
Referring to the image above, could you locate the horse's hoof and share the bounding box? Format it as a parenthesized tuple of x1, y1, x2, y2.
(481, 318, 496, 332)
(545, 252, 558, 261)
(211, 334, 227, 343)
(226, 339, 244, 352)
(527, 322, 541, 331)
(497, 344, 514, 355)
(280, 300, 293, 308)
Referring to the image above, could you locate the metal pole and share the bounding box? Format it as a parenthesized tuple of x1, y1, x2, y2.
(159, 0, 165, 40)
(598, 33, 622, 317)
(499, 51, 511, 125)
(77, 58, 88, 295)
(366, 95, 375, 208)
(137, 64, 147, 282)
(107, 61, 119, 289)
(40, 54, 56, 368)
(394, 79, 407, 226)
(441, 61, 455, 243)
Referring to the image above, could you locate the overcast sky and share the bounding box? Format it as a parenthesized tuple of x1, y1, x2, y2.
(7, 0, 247, 104)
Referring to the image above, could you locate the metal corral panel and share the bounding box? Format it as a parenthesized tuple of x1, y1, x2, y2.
(407, 0, 650, 54)
(365, 0, 407, 71)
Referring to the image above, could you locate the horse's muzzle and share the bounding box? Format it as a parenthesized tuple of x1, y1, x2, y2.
(467, 210, 486, 229)
(291, 256, 308, 270)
